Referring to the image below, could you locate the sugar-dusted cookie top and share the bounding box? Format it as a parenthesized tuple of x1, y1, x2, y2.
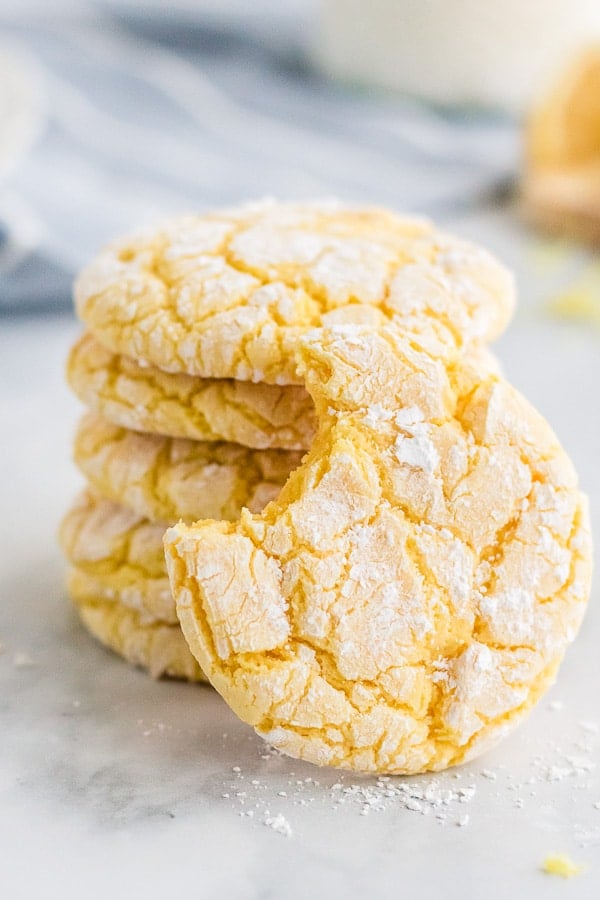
(75, 200, 515, 384)
(67, 333, 316, 450)
(165, 328, 591, 775)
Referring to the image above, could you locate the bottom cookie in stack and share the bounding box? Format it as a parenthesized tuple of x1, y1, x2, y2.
(67, 568, 204, 681)
(60, 490, 203, 679)
(60, 418, 303, 680)
(59, 491, 177, 621)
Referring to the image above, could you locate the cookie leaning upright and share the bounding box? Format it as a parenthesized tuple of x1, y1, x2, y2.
(74, 201, 515, 384)
(166, 328, 592, 775)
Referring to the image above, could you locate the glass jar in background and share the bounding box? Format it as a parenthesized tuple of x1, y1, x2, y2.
(312, 0, 600, 114)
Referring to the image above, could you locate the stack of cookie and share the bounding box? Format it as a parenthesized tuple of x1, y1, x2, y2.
(61, 333, 314, 680)
(61, 201, 591, 775)
(61, 200, 504, 682)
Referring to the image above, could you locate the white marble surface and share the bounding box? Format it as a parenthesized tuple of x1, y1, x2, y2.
(1, 209, 599, 899)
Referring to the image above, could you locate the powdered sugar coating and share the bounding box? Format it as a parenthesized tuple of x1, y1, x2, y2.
(165, 328, 591, 775)
(75, 201, 515, 384)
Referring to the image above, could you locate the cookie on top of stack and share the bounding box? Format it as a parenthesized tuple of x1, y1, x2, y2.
(60, 200, 591, 775)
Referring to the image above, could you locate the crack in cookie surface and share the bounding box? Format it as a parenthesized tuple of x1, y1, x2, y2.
(165, 328, 591, 775)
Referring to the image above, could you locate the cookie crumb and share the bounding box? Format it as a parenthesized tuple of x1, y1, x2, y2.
(542, 854, 584, 878)
(263, 813, 292, 837)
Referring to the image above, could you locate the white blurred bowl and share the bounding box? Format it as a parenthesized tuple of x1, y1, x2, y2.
(313, 0, 600, 114)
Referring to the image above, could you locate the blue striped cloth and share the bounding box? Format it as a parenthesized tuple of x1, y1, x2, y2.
(0, 2, 519, 312)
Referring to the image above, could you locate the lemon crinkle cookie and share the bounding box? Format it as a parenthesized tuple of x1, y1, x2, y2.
(60, 491, 175, 622)
(62, 495, 207, 680)
(73, 413, 303, 524)
(75, 201, 515, 384)
(68, 568, 204, 681)
(165, 328, 592, 775)
(67, 332, 316, 450)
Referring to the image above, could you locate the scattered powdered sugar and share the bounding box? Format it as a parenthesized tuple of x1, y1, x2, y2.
(136, 718, 170, 738)
(217, 704, 599, 843)
(222, 760, 478, 833)
(534, 754, 596, 782)
(329, 777, 476, 822)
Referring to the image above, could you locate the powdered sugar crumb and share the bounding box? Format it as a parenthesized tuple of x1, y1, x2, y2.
(263, 812, 292, 837)
(362, 404, 394, 429)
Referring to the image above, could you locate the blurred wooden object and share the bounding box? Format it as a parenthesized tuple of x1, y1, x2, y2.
(525, 48, 600, 243)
